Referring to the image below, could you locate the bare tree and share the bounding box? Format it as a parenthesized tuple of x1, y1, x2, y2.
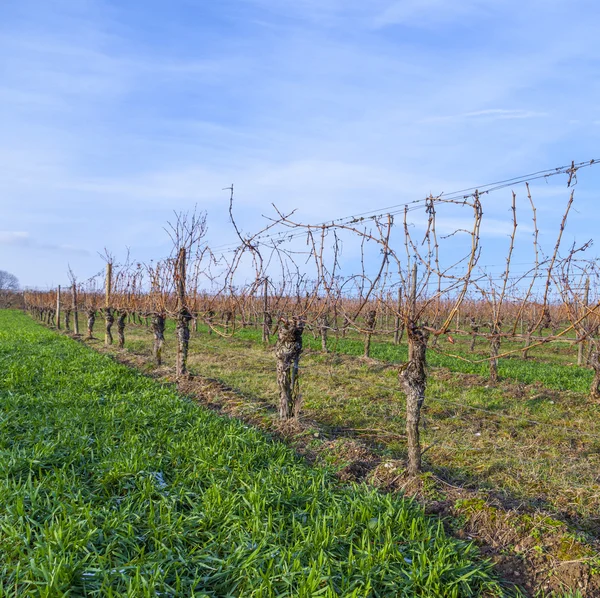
(0, 270, 21, 308)
(0, 270, 19, 291)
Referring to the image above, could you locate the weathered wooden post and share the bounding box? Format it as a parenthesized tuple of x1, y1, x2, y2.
(394, 287, 403, 345)
(56, 285, 61, 330)
(104, 263, 114, 345)
(176, 247, 192, 377)
(262, 277, 270, 344)
(578, 277, 590, 366)
(72, 283, 79, 335)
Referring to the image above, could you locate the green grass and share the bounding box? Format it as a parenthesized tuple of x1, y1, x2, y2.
(114, 319, 600, 542)
(0, 310, 500, 597)
(217, 324, 594, 394)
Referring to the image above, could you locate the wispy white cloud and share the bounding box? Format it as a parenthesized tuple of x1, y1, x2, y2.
(372, 0, 497, 28)
(2, 0, 600, 286)
(0, 232, 30, 245)
(0, 231, 90, 256)
(421, 109, 548, 124)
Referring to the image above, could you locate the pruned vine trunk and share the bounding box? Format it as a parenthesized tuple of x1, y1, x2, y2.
(318, 313, 329, 353)
(104, 308, 114, 345)
(263, 312, 272, 344)
(590, 344, 600, 401)
(117, 310, 127, 348)
(393, 316, 404, 346)
(363, 309, 376, 358)
(489, 325, 501, 384)
(151, 314, 166, 365)
(176, 308, 193, 378)
(469, 318, 478, 352)
(522, 323, 534, 359)
(400, 324, 429, 477)
(223, 310, 233, 334)
(86, 309, 96, 339)
(275, 318, 304, 420)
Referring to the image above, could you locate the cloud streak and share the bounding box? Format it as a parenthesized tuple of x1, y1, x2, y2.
(2, 0, 600, 286)
(421, 109, 549, 124)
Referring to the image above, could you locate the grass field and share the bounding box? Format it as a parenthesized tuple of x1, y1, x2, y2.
(197, 323, 594, 394)
(116, 319, 600, 544)
(0, 311, 501, 597)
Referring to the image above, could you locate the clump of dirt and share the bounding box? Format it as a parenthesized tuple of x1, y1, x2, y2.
(451, 497, 600, 597)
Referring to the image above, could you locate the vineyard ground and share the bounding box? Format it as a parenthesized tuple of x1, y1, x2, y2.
(86, 316, 600, 596)
(0, 310, 502, 597)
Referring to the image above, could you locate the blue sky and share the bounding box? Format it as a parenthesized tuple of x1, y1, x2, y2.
(1, 0, 600, 288)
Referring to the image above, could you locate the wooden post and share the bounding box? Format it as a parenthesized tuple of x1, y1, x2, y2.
(56, 285, 61, 330)
(578, 277, 590, 366)
(520, 314, 524, 335)
(105, 263, 113, 345)
(384, 295, 390, 330)
(394, 287, 402, 345)
(105, 263, 112, 310)
(177, 247, 186, 307)
(72, 283, 79, 335)
(262, 277, 270, 343)
(410, 263, 417, 317)
(176, 247, 191, 377)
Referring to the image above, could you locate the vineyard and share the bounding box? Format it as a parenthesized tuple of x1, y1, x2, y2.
(11, 159, 600, 595)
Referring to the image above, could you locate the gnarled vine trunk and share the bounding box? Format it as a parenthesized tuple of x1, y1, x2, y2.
(206, 310, 214, 335)
(176, 308, 193, 378)
(275, 318, 305, 420)
(263, 311, 272, 343)
(469, 318, 479, 352)
(117, 310, 127, 348)
(104, 308, 114, 345)
(318, 313, 329, 353)
(489, 324, 501, 384)
(223, 310, 233, 334)
(400, 323, 429, 477)
(590, 343, 600, 401)
(363, 309, 377, 358)
(86, 309, 96, 339)
(522, 322, 534, 359)
(152, 314, 166, 365)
